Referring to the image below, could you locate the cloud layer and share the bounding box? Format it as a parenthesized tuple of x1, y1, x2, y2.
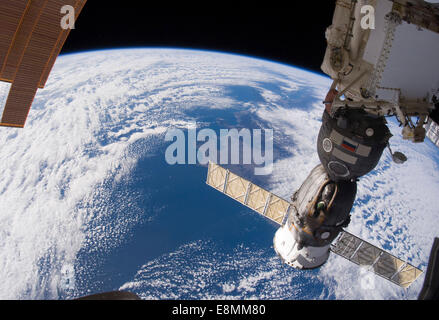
(0, 49, 437, 299)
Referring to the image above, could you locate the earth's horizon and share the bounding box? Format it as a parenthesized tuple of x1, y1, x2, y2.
(0, 48, 438, 300)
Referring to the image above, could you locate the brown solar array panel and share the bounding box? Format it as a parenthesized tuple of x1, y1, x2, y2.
(0, 0, 87, 128)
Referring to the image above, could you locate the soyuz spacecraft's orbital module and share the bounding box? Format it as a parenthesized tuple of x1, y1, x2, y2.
(317, 108, 391, 181)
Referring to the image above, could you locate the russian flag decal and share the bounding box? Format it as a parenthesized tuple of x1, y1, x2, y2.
(341, 139, 357, 153)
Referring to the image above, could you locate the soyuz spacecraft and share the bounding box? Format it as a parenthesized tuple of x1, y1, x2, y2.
(207, 0, 439, 290)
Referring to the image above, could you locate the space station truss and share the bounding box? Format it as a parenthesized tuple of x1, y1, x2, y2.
(206, 162, 290, 226)
(331, 231, 423, 288)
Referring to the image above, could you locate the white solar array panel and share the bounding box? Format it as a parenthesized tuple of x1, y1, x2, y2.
(331, 231, 423, 288)
(426, 120, 439, 148)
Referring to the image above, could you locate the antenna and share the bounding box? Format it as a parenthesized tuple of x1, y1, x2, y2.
(387, 143, 408, 164)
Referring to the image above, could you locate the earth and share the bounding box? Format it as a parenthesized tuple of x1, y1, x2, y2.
(0, 48, 438, 300)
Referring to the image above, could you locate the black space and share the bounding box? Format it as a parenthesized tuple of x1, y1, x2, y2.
(62, 2, 336, 74)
